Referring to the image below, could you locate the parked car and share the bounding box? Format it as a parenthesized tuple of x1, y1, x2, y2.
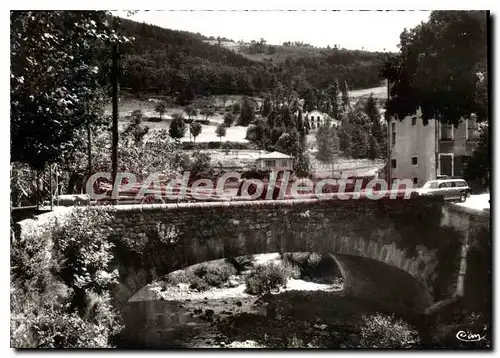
(416, 178, 472, 202)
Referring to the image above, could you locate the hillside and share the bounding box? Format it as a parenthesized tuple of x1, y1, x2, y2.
(115, 17, 392, 100)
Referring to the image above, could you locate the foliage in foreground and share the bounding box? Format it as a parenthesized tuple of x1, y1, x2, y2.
(245, 261, 300, 295)
(359, 313, 420, 348)
(10, 209, 122, 348)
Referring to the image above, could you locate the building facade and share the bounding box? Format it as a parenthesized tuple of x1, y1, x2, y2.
(255, 151, 294, 171)
(388, 109, 478, 187)
(305, 110, 341, 130)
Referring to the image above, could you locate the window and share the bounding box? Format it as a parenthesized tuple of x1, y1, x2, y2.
(391, 122, 396, 145)
(281, 160, 289, 167)
(455, 180, 467, 188)
(412, 117, 416, 126)
(391, 159, 397, 169)
(439, 182, 451, 189)
(467, 116, 477, 140)
(439, 153, 454, 176)
(423, 181, 439, 189)
(413, 177, 418, 185)
(411, 156, 418, 165)
(440, 123, 454, 140)
(264, 160, 276, 167)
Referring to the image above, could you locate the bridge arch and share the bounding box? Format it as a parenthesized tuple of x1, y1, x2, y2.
(103, 197, 447, 313)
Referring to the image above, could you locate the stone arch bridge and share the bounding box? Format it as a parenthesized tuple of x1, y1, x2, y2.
(94, 196, 489, 319)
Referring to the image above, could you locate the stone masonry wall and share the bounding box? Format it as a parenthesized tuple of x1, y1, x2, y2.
(99, 196, 449, 309)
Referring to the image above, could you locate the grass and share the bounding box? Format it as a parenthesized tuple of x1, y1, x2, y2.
(245, 261, 300, 296)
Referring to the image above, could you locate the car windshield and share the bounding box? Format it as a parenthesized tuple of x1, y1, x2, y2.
(423, 181, 439, 189)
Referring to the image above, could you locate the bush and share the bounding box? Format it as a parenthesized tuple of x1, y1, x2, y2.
(240, 168, 271, 180)
(181, 141, 256, 150)
(192, 263, 236, 288)
(282, 252, 323, 279)
(359, 314, 420, 348)
(165, 262, 236, 292)
(10, 208, 122, 348)
(245, 261, 300, 295)
(146, 116, 163, 122)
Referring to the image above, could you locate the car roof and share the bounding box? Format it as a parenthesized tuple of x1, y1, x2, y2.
(430, 179, 468, 185)
(424, 179, 468, 184)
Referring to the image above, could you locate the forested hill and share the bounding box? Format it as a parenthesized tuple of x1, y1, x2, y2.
(116, 17, 391, 101)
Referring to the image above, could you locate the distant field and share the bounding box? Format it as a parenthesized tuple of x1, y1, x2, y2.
(349, 85, 388, 100)
(204, 40, 326, 64)
(107, 84, 385, 144)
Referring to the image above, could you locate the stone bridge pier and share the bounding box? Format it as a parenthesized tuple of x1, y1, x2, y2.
(99, 196, 489, 320)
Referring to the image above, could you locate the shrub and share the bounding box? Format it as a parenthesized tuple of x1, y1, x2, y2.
(146, 116, 163, 122)
(165, 262, 236, 292)
(240, 168, 271, 180)
(10, 208, 122, 348)
(282, 252, 323, 279)
(193, 263, 236, 289)
(359, 313, 420, 348)
(245, 261, 300, 295)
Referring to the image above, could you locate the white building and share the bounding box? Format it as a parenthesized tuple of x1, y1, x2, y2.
(304, 110, 341, 130)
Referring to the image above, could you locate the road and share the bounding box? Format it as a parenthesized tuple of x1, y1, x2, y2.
(456, 193, 490, 211)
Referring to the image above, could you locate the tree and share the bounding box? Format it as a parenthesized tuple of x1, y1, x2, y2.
(184, 105, 198, 121)
(189, 121, 202, 142)
(215, 123, 227, 142)
(341, 81, 350, 110)
(10, 11, 125, 170)
(238, 98, 255, 126)
(231, 101, 241, 115)
(327, 80, 341, 120)
(275, 130, 301, 158)
(169, 113, 186, 142)
(281, 105, 295, 128)
(296, 110, 305, 135)
(381, 11, 487, 126)
(223, 112, 235, 127)
(123, 109, 149, 144)
(464, 124, 489, 191)
(221, 95, 229, 108)
(201, 107, 215, 121)
(261, 95, 272, 117)
(155, 102, 167, 120)
(294, 153, 311, 178)
(364, 93, 386, 158)
(315, 118, 339, 164)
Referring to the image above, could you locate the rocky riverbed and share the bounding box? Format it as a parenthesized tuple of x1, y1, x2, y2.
(117, 252, 393, 348)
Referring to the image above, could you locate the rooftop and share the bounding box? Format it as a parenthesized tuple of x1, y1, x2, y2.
(257, 151, 294, 160)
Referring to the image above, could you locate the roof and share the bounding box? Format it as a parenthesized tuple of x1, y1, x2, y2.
(257, 151, 294, 160)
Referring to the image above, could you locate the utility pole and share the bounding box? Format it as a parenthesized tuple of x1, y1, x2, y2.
(386, 79, 391, 184)
(111, 36, 119, 203)
(87, 118, 92, 177)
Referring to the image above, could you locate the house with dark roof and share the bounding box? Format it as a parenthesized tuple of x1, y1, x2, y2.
(255, 151, 294, 171)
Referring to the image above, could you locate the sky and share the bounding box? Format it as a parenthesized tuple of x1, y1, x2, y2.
(115, 10, 431, 52)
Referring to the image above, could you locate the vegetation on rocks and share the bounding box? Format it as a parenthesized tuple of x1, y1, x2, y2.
(165, 262, 237, 292)
(245, 261, 300, 295)
(359, 313, 420, 348)
(10, 208, 122, 348)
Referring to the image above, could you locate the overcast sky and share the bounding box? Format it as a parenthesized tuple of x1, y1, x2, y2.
(115, 10, 431, 52)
